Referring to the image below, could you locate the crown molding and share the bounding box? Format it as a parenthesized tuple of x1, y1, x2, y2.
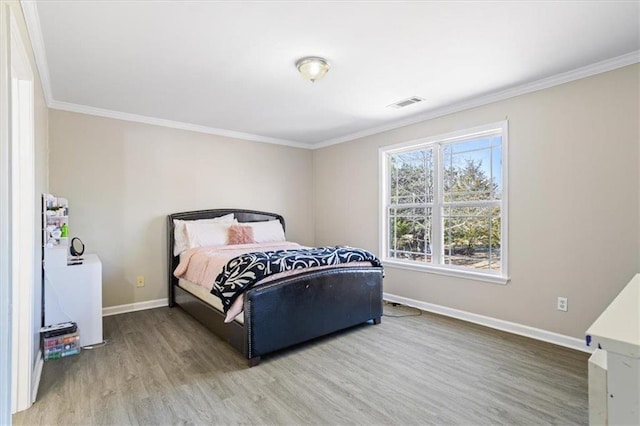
(312, 50, 640, 149)
(20, 0, 639, 151)
(21, 0, 53, 105)
(49, 100, 313, 149)
(21, 0, 311, 149)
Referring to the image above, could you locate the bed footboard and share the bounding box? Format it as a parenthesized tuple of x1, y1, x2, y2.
(244, 267, 383, 360)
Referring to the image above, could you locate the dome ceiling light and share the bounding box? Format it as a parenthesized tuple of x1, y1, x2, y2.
(296, 57, 330, 83)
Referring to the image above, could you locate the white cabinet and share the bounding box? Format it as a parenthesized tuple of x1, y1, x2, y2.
(586, 273, 640, 426)
(588, 349, 608, 425)
(42, 193, 103, 347)
(44, 254, 103, 347)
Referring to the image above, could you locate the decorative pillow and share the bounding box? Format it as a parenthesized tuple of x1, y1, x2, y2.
(173, 214, 235, 255)
(249, 220, 286, 243)
(228, 224, 254, 245)
(185, 221, 236, 249)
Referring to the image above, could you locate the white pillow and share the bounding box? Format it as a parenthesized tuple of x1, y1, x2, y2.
(185, 221, 235, 249)
(249, 220, 286, 243)
(173, 214, 234, 256)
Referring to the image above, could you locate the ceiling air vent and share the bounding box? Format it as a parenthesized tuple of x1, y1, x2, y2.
(388, 96, 426, 109)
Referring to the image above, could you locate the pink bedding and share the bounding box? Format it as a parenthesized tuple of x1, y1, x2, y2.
(174, 242, 304, 287)
(174, 242, 304, 322)
(174, 242, 371, 323)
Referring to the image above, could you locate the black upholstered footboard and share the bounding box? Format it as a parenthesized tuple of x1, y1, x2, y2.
(244, 267, 383, 360)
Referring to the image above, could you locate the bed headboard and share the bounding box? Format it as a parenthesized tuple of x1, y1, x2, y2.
(167, 209, 285, 305)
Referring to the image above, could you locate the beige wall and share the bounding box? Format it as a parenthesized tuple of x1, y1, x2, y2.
(47, 64, 639, 338)
(314, 65, 640, 339)
(48, 110, 314, 307)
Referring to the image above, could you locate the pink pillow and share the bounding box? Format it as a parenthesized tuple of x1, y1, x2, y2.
(228, 224, 254, 245)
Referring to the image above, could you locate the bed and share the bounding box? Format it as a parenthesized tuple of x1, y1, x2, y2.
(167, 208, 384, 367)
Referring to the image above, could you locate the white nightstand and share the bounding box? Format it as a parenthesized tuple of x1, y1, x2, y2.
(44, 253, 103, 347)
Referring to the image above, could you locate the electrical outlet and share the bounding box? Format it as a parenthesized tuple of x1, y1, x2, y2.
(557, 297, 568, 312)
(136, 276, 145, 287)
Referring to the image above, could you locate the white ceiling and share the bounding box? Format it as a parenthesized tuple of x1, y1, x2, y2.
(26, 1, 640, 148)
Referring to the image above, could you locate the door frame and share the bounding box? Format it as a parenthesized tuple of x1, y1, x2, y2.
(0, 1, 14, 423)
(1, 2, 38, 416)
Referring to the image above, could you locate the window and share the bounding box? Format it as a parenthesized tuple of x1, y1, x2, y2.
(380, 121, 508, 284)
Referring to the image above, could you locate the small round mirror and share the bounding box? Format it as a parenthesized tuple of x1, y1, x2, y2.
(70, 237, 85, 257)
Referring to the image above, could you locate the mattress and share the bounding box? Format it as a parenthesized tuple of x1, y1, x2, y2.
(178, 278, 244, 324)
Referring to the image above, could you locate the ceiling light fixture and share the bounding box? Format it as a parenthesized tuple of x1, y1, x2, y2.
(296, 57, 330, 83)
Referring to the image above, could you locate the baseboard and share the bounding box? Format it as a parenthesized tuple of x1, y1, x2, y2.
(103, 294, 589, 352)
(31, 350, 43, 403)
(383, 293, 591, 353)
(102, 298, 168, 317)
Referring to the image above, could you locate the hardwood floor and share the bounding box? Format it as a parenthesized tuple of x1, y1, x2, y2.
(14, 304, 589, 425)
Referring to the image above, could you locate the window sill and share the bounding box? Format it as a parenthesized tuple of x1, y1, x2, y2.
(382, 259, 510, 285)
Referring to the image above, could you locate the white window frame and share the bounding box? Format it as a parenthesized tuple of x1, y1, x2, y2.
(379, 121, 509, 285)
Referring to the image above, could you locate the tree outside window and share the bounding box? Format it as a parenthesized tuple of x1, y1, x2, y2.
(382, 122, 507, 279)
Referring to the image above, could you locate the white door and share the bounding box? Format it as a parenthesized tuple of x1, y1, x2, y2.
(1, 4, 37, 416)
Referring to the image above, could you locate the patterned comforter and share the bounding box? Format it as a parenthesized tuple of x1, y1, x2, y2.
(211, 246, 382, 313)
